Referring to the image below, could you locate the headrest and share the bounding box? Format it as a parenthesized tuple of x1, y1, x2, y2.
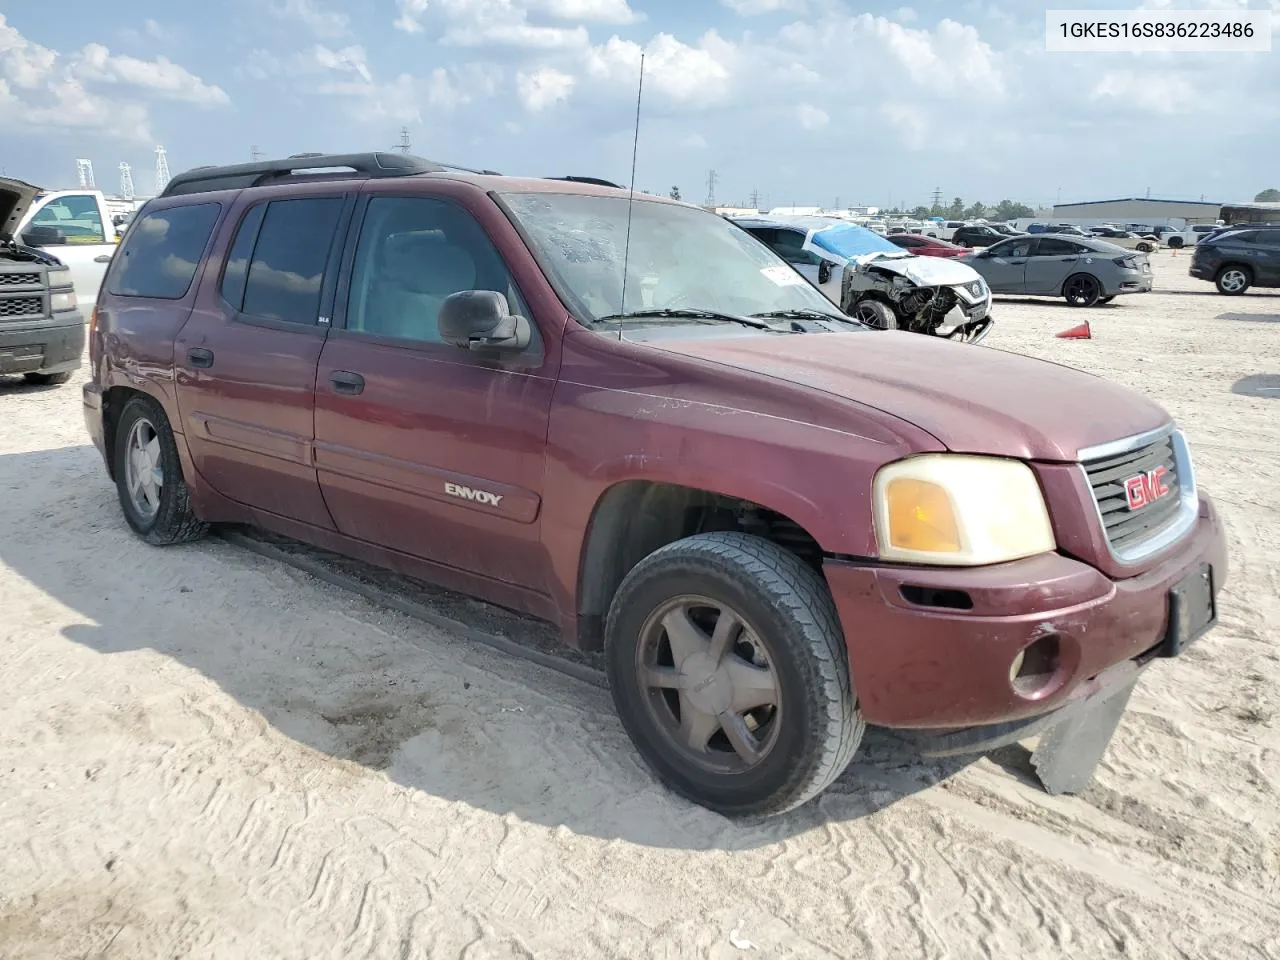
(380, 233, 477, 296)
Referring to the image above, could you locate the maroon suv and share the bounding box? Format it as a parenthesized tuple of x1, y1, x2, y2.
(83, 153, 1226, 816)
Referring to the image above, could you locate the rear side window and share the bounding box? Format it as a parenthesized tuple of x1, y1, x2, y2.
(219, 204, 266, 311)
(107, 203, 222, 299)
(240, 197, 344, 324)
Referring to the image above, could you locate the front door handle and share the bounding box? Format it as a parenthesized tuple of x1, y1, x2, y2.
(188, 347, 214, 368)
(94, 254, 113, 263)
(329, 370, 365, 395)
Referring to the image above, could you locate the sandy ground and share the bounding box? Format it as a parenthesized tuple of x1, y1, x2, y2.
(1, 250, 1277, 960)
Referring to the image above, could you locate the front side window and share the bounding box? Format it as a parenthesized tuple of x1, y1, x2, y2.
(240, 197, 344, 324)
(345, 196, 527, 345)
(993, 239, 1034, 258)
(29, 194, 107, 244)
(107, 202, 222, 299)
(501, 193, 847, 323)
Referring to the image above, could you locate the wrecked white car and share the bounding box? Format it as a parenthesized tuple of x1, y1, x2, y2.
(734, 216, 994, 343)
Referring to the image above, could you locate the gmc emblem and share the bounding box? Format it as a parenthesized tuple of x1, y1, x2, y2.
(1123, 465, 1171, 511)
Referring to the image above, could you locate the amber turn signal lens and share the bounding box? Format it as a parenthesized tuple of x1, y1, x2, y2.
(885, 478, 962, 553)
(89, 306, 99, 337)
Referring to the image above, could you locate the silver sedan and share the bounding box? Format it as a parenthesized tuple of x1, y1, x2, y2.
(958, 234, 1153, 306)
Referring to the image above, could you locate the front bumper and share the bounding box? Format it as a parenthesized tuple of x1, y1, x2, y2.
(0, 313, 85, 375)
(823, 494, 1227, 729)
(83, 380, 108, 471)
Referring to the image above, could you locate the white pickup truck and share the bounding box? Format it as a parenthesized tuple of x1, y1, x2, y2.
(13, 189, 120, 305)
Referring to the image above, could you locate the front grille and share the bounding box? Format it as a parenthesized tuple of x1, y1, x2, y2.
(0, 272, 39, 286)
(0, 296, 42, 318)
(1083, 433, 1182, 552)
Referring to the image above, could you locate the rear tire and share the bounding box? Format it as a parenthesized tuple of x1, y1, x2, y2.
(853, 299, 899, 330)
(605, 532, 863, 817)
(1168, 236, 1185, 249)
(1136, 242, 1154, 253)
(23, 372, 72, 386)
(1063, 273, 1102, 307)
(1215, 265, 1251, 296)
(113, 395, 209, 545)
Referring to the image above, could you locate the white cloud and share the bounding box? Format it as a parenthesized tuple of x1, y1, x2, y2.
(73, 43, 230, 106)
(0, 17, 57, 88)
(143, 19, 172, 42)
(395, 0, 616, 46)
(721, 0, 803, 14)
(584, 32, 735, 106)
(270, 0, 350, 38)
(533, 0, 642, 23)
(796, 102, 828, 129)
(517, 66, 576, 111)
(1092, 70, 1198, 115)
(881, 102, 929, 150)
(394, 0, 430, 33)
(895, 6, 918, 22)
(312, 43, 372, 83)
(445, 23, 590, 49)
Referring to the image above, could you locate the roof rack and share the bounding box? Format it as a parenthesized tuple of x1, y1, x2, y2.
(545, 176, 625, 189)
(159, 152, 499, 197)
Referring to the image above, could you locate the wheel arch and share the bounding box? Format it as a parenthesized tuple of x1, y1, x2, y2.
(101, 385, 167, 481)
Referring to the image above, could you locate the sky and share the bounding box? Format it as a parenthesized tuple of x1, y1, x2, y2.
(2, 0, 1278, 210)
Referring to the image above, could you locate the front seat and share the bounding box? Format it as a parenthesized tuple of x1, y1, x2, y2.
(363, 234, 478, 341)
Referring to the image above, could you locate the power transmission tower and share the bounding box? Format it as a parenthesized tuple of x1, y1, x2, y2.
(930, 187, 942, 209)
(118, 163, 135, 200)
(398, 127, 412, 153)
(749, 187, 760, 209)
(250, 145, 265, 161)
(76, 159, 96, 188)
(154, 145, 171, 194)
(705, 169, 718, 207)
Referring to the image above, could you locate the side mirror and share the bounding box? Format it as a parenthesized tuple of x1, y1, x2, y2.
(21, 225, 64, 247)
(817, 260, 832, 284)
(438, 290, 531, 352)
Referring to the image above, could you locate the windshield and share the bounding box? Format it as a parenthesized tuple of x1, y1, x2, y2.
(500, 192, 844, 324)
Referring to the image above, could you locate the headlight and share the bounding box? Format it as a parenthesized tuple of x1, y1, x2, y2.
(51, 291, 78, 311)
(872, 455, 1056, 565)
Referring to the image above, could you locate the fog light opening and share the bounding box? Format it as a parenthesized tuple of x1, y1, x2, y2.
(1010, 634, 1061, 699)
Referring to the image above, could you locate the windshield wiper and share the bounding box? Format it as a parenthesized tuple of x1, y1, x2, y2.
(594, 308, 785, 332)
(750, 308, 854, 326)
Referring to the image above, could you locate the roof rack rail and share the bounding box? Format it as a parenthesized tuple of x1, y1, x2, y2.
(160, 152, 447, 197)
(545, 176, 625, 189)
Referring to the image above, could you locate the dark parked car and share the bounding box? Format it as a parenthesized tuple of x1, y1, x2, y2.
(887, 233, 970, 258)
(1189, 228, 1280, 294)
(84, 152, 1226, 817)
(960, 234, 1153, 306)
(950, 224, 1006, 248)
(1, 177, 85, 386)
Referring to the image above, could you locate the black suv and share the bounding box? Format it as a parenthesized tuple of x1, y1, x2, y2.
(1189, 228, 1280, 295)
(1, 178, 85, 385)
(950, 224, 1006, 248)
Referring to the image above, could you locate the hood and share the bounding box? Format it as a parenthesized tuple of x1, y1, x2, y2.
(1, 177, 41, 244)
(646, 331, 1169, 462)
(856, 253, 981, 286)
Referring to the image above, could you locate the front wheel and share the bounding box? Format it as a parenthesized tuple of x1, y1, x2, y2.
(957, 239, 970, 248)
(605, 532, 864, 817)
(853, 299, 899, 330)
(1063, 273, 1102, 307)
(113, 396, 209, 545)
(1168, 236, 1185, 249)
(1215, 265, 1251, 295)
(1136, 242, 1154, 253)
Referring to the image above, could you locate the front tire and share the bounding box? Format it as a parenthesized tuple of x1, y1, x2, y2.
(853, 299, 899, 330)
(1136, 242, 1154, 253)
(605, 532, 863, 817)
(113, 396, 209, 545)
(1168, 236, 1185, 249)
(1215, 265, 1251, 295)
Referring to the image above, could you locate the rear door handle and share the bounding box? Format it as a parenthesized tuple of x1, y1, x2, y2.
(188, 347, 214, 368)
(329, 370, 365, 395)
(94, 254, 113, 263)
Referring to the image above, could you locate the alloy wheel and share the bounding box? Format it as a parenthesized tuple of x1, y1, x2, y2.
(1065, 275, 1100, 306)
(1219, 269, 1248, 294)
(636, 596, 781, 773)
(124, 417, 164, 522)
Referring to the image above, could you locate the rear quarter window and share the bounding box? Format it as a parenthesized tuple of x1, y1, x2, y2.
(107, 203, 222, 299)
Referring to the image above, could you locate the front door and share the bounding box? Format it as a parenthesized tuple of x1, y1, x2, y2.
(977, 237, 1033, 293)
(1024, 237, 1083, 295)
(22, 192, 117, 303)
(175, 188, 351, 529)
(313, 191, 556, 588)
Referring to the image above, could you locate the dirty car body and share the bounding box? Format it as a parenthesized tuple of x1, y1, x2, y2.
(84, 153, 1227, 818)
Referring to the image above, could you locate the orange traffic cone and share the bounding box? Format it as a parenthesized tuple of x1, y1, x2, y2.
(1056, 320, 1091, 340)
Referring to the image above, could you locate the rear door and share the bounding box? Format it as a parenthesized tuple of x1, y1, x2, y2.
(20, 192, 117, 303)
(976, 237, 1033, 293)
(175, 186, 351, 528)
(1024, 237, 1082, 295)
(1249, 231, 1280, 285)
(311, 187, 559, 588)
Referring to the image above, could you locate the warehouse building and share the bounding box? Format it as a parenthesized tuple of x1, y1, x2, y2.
(1051, 197, 1222, 226)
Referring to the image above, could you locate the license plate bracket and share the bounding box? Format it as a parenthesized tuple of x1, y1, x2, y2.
(1162, 563, 1216, 657)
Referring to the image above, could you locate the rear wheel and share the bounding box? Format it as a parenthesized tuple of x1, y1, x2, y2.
(1136, 242, 1154, 253)
(1063, 273, 1102, 307)
(853, 299, 898, 330)
(113, 396, 209, 545)
(23, 372, 72, 386)
(1168, 236, 1185, 249)
(605, 532, 863, 817)
(1215, 265, 1251, 295)
(957, 239, 971, 248)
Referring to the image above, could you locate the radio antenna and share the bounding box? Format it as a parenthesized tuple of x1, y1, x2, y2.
(617, 52, 645, 342)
